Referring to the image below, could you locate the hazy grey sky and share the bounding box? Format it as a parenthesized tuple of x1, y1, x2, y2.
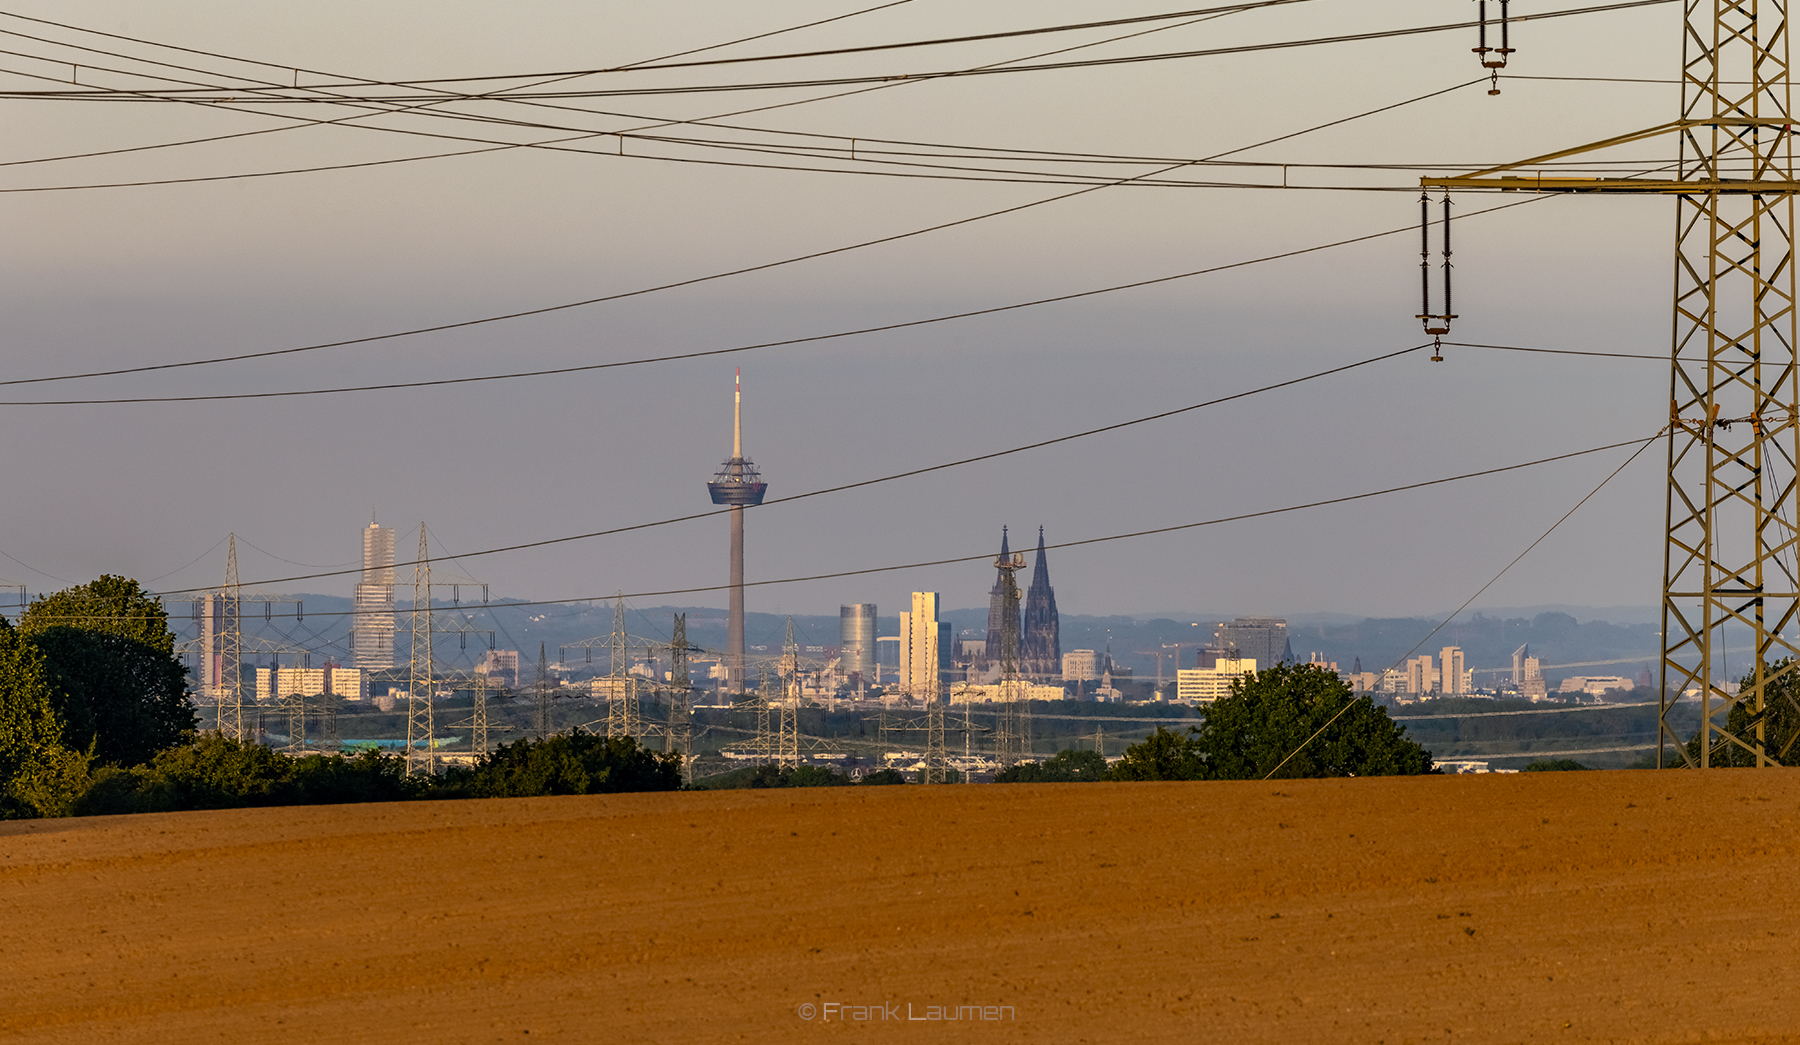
(0, 1, 1686, 620)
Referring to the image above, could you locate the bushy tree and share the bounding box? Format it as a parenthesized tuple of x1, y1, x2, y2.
(1109, 664, 1435, 780)
(1524, 759, 1589, 772)
(18, 576, 194, 766)
(452, 728, 681, 797)
(993, 748, 1109, 783)
(1106, 726, 1210, 781)
(73, 734, 417, 815)
(0, 619, 90, 818)
(858, 767, 908, 785)
(1671, 658, 1800, 767)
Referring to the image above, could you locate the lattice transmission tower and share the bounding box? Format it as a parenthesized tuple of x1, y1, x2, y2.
(991, 548, 1028, 768)
(535, 641, 551, 737)
(777, 617, 801, 769)
(667, 613, 694, 783)
(219, 534, 245, 742)
(405, 525, 435, 776)
(604, 593, 640, 740)
(1424, 1, 1799, 767)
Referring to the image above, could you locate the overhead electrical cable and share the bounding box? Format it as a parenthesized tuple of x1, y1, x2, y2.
(0, 193, 1547, 406)
(0, 0, 1674, 101)
(0, 78, 1493, 390)
(0, 0, 1656, 98)
(1260, 430, 1663, 779)
(154, 435, 1659, 613)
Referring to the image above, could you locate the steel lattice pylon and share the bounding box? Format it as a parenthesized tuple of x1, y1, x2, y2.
(1423, 0, 1800, 768)
(218, 534, 245, 742)
(1662, 1, 1800, 766)
(991, 549, 1028, 768)
(667, 613, 694, 783)
(777, 617, 800, 769)
(405, 525, 435, 777)
(605, 593, 640, 740)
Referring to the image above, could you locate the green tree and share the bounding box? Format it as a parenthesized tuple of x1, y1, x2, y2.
(993, 748, 1109, 783)
(73, 734, 419, 815)
(1671, 658, 1800, 767)
(858, 767, 908, 785)
(18, 576, 194, 766)
(1524, 759, 1589, 772)
(451, 729, 681, 797)
(1109, 664, 1435, 780)
(0, 619, 91, 818)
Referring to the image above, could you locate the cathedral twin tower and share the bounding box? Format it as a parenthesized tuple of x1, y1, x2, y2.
(984, 526, 1061, 679)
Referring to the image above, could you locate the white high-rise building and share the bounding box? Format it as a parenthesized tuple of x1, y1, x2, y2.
(897, 592, 947, 701)
(352, 520, 396, 671)
(1440, 646, 1468, 695)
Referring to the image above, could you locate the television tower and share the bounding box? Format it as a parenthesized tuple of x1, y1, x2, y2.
(706, 368, 767, 694)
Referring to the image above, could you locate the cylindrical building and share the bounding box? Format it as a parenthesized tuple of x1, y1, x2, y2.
(839, 604, 877, 684)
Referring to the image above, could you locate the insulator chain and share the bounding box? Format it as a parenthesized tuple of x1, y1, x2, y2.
(1473, 0, 1514, 95)
(1417, 191, 1456, 360)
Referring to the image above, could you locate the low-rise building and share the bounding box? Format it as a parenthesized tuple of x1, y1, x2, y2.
(1062, 650, 1100, 681)
(1176, 658, 1257, 704)
(253, 665, 366, 702)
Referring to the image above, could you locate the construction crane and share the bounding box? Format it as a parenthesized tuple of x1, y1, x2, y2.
(1424, 2, 1797, 767)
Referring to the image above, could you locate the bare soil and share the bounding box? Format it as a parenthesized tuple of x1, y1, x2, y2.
(4, 772, 1800, 1044)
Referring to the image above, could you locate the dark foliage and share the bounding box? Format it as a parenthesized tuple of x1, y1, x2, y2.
(448, 729, 682, 797)
(993, 748, 1109, 783)
(73, 733, 416, 815)
(0, 619, 89, 818)
(1670, 658, 1800, 767)
(1523, 759, 1589, 772)
(1110, 664, 1436, 780)
(18, 576, 194, 766)
(857, 768, 909, 785)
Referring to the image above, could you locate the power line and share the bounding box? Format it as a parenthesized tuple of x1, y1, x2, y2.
(0, 185, 1539, 403)
(1261, 431, 1662, 779)
(1, 0, 1669, 100)
(153, 434, 1659, 615)
(151, 341, 1430, 595)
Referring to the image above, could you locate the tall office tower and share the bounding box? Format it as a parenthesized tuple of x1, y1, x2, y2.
(982, 527, 1017, 665)
(1212, 617, 1293, 671)
(898, 592, 950, 701)
(706, 369, 767, 693)
(196, 592, 228, 698)
(1511, 643, 1530, 685)
(839, 604, 877, 684)
(351, 519, 396, 670)
(1020, 526, 1061, 679)
(1440, 646, 1468, 695)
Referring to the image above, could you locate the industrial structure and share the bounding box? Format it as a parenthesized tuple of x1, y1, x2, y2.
(1421, 2, 1799, 767)
(839, 603, 877, 686)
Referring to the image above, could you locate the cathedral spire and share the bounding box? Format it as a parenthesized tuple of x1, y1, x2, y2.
(1021, 526, 1061, 680)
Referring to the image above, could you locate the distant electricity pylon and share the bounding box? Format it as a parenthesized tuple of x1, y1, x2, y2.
(992, 548, 1028, 768)
(1423, 1, 1799, 767)
(605, 594, 640, 740)
(534, 641, 551, 738)
(667, 613, 694, 784)
(219, 534, 244, 743)
(777, 618, 800, 769)
(405, 525, 435, 777)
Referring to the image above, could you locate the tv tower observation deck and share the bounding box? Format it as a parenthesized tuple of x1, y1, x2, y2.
(707, 369, 766, 693)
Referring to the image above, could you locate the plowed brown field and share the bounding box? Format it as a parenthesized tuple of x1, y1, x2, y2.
(4, 772, 1800, 1044)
